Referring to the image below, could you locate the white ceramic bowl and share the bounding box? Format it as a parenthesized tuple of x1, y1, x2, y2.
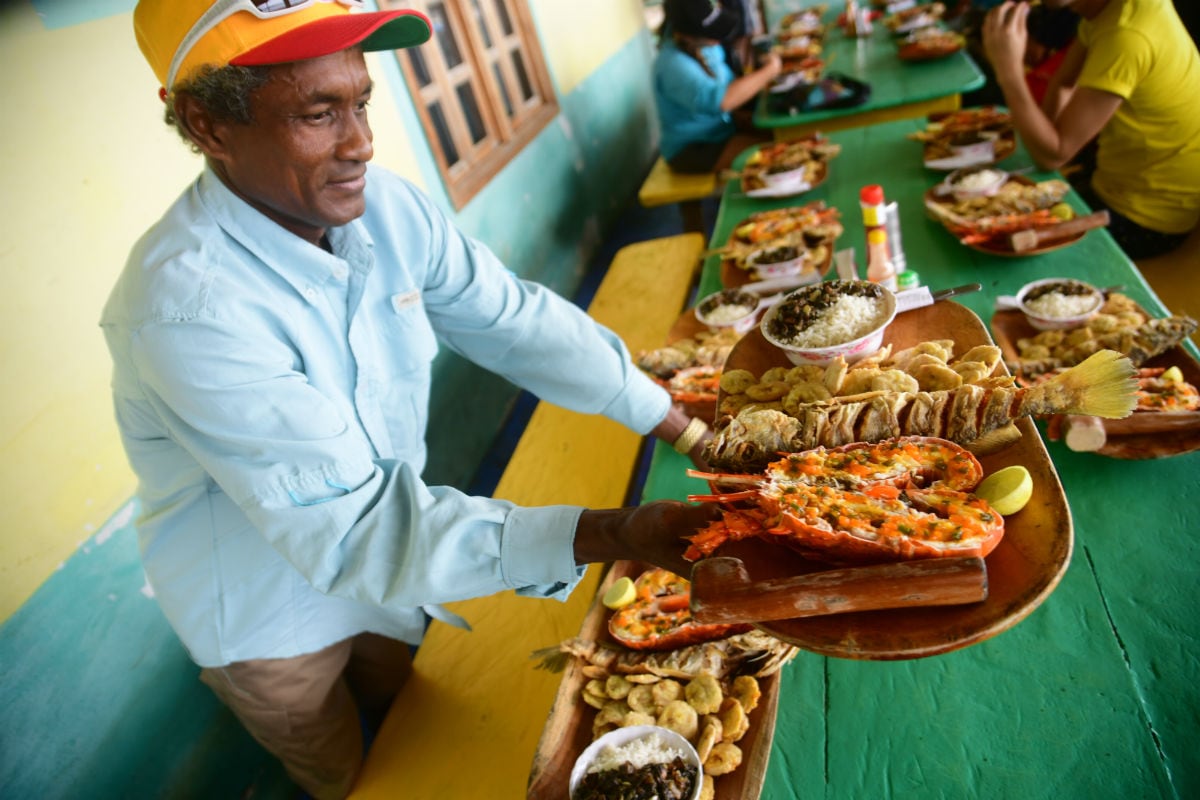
(569, 725, 703, 800)
(945, 166, 1008, 201)
(1016, 277, 1103, 331)
(694, 288, 761, 334)
(746, 244, 805, 278)
(760, 280, 898, 366)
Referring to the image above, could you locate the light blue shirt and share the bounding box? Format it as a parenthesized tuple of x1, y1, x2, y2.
(100, 165, 671, 667)
(654, 39, 737, 160)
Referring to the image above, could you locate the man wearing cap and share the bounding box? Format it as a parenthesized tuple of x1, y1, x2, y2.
(103, 2, 718, 796)
(653, 0, 782, 174)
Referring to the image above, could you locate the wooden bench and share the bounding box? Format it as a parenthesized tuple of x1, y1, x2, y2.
(638, 156, 717, 234)
(350, 233, 705, 800)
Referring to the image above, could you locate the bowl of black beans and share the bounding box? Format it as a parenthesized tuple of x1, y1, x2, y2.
(569, 725, 702, 800)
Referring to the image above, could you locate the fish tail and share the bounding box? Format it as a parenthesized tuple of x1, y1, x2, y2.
(1021, 349, 1137, 419)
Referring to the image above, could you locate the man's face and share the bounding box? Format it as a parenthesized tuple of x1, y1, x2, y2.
(210, 49, 374, 245)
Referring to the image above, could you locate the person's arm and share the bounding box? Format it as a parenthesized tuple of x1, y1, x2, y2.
(574, 501, 722, 577)
(721, 52, 782, 111)
(983, 2, 1121, 171)
(1040, 38, 1087, 119)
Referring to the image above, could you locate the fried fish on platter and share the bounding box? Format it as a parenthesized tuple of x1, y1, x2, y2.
(707, 349, 1137, 471)
(1009, 315, 1198, 376)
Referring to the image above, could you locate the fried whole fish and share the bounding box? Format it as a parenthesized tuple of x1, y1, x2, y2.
(707, 349, 1137, 471)
(1009, 315, 1198, 376)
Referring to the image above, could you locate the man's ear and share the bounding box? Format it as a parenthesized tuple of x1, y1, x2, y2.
(174, 92, 233, 161)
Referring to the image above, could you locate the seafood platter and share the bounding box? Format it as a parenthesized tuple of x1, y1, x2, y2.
(909, 107, 1017, 170)
(884, 1, 945, 35)
(738, 136, 840, 198)
(896, 26, 966, 61)
(924, 170, 1105, 255)
(777, 5, 827, 37)
(637, 319, 744, 424)
(991, 281, 1200, 458)
(712, 200, 844, 288)
(528, 561, 799, 800)
(678, 279, 1148, 658)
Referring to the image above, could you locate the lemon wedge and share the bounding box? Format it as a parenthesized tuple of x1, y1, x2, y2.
(975, 465, 1034, 516)
(1162, 366, 1184, 383)
(603, 577, 637, 610)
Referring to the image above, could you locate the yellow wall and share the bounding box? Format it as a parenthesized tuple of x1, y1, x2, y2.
(0, 0, 647, 621)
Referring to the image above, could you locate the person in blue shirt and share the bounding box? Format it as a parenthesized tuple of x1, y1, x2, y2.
(654, 0, 782, 173)
(107, 2, 720, 797)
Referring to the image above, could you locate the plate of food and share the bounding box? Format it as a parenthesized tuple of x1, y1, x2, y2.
(897, 27, 965, 60)
(688, 296, 1120, 658)
(778, 5, 827, 36)
(711, 202, 844, 287)
(636, 310, 749, 423)
(909, 106, 1016, 169)
(924, 172, 1099, 255)
(991, 289, 1200, 457)
(527, 562, 799, 800)
(884, 1, 945, 34)
(739, 137, 839, 198)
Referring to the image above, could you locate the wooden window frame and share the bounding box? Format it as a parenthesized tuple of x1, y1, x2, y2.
(381, 0, 559, 208)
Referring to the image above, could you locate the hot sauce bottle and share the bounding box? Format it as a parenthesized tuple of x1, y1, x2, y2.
(860, 185, 897, 290)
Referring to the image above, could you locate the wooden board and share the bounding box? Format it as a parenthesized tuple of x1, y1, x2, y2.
(709, 299, 1073, 659)
(527, 561, 783, 800)
(991, 307, 1200, 458)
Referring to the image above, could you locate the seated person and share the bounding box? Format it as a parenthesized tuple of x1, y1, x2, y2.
(653, 0, 782, 174)
(983, 0, 1200, 260)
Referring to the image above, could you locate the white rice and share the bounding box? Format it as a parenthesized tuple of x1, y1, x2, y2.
(953, 168, 1006, 191)
(1025, 290, 1099, 319)
(779, 293, 889, 348)
(586, 733, 688, 774)
(702, 301, 757, 324)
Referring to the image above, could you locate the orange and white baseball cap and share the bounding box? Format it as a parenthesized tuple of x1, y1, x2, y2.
(134, 0, 432, 92)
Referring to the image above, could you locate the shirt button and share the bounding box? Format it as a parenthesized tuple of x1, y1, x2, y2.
(333, 264, 348, 280)
(304, 287, 317, 300)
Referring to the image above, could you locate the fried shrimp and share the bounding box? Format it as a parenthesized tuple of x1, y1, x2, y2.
(685, 672, 723, 715)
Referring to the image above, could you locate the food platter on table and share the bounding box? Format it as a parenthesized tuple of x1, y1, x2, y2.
(924, 172, 1092, 255)
(738, 136, 840, 199)
(526, 561, 793, 800)
(897, 27, 966, 61)
(991, 293, 1200, 458)
(910, 107, 1017, 170)
(703, 299, 1073, 659)
(884, 1, 945, 35)
(713, 203, 843, 288)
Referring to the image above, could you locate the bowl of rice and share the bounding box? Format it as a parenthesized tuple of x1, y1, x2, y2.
(1016, 277, 1103, 331)
(694, 288, 761, 334)
(944, 165, 1008, 201)
(569, 725, 702, 800)
(760, 279, 897, 366)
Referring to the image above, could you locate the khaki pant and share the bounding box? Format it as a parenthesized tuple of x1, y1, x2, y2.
(200, 633, 413, 800)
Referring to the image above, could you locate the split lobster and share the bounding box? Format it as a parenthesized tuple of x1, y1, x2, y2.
(683, 436, 1005, 564)
(608, 568, 751, 651)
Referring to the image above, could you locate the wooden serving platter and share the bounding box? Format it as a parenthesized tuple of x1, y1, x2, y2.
(991, 307, 1200, 458)
(526, 561, 783, 800)
(925, 175, 1088, 256)
(710, 299, 1073, 659)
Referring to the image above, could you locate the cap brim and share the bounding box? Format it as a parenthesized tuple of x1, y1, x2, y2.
(231, 10, 432, 68)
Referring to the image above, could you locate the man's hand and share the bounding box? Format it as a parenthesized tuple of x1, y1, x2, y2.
(982, 1, 1031, 84)
(574, 501, 724, 578)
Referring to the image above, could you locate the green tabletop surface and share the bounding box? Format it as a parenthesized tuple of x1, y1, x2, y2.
(642, 117, 1200, 799)
(754, 9, 985, 130)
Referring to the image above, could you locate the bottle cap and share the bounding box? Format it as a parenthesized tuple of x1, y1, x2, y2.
(897, 270, 920, 289)
(860, 184, 884, 205)
(867, 227, 887, 244)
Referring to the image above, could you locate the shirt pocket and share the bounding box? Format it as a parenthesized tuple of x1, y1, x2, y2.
(374, 289, 439, 380)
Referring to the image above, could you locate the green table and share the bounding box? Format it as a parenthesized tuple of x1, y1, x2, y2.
(754, 10, 985, 140)
(643, 117, 1200, 799)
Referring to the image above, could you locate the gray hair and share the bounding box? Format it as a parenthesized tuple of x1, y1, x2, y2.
(163, 63, 272, 151)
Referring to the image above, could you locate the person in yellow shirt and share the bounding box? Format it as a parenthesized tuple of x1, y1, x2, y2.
(983, 0, 1200, 259)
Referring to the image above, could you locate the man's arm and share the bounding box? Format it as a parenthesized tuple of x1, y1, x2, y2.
(983, 2, 1121, 171)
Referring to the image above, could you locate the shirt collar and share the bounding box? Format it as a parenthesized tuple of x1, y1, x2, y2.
(196, 165, 376, 298)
